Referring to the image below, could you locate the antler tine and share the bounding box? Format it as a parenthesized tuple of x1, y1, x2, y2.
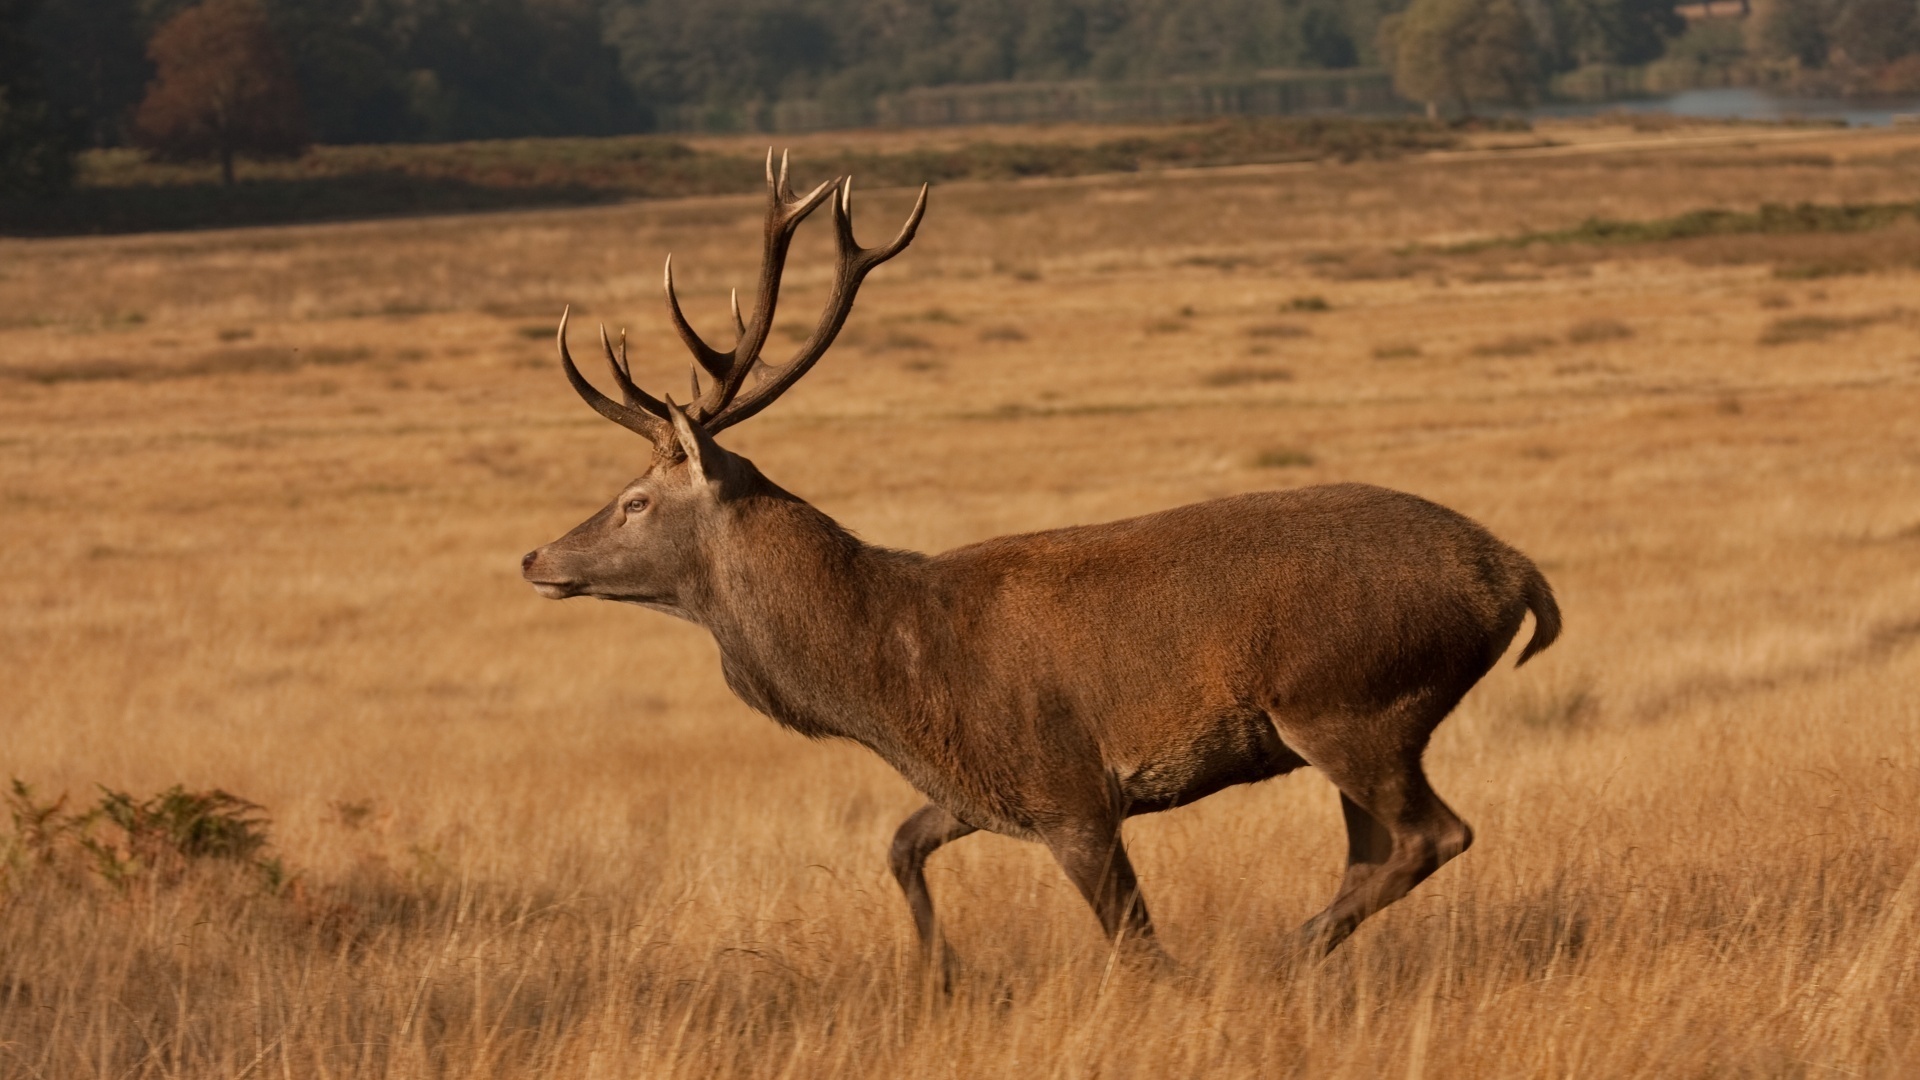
(700, 179, 930, 434)
(760, 147, 799, 203)
(730, 288, 745, 339)
(599, 322, 662, 412)
(555, 307, 673, 444)
(664, 254, 732, 381)
(880, 181, 930, 259)
(832, 176, 929, 268)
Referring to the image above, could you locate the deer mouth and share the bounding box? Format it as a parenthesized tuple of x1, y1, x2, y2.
(526, 579, 580, 599)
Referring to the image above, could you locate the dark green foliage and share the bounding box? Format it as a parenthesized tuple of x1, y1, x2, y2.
(17, 0, 1709, 145)
(1749, 0, 1829, 67)
(95, 786, 276, 870)
(399, 0, 643, 141)
(25, 0, 148, 147)
(23, 0, 640, 147)
(267, 0, 413, 144)
(1829, 0, 1918, 67)
(603, 0, 1373, 113)
(1300, 8, 1361, 67)
(1556, 0, 1685, 66)
(1661, 17, 1746, 66)
(0, 0, 74, 197)
(4, 779, 284, 891)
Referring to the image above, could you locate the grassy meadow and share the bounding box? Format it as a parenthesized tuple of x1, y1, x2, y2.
(2, 119, 1919, 1077)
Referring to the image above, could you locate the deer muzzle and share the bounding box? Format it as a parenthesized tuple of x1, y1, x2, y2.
(520, 548, 578, 599)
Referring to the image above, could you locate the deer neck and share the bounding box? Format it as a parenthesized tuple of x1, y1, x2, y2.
(691, 493, 936, 752)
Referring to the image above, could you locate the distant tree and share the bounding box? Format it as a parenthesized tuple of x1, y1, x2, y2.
(399, 0, 643, 141)
(132, 0, 307, 186)
(1387, 0, 1547, 114)
(1298, 6, 1361, 67)
(1746, 0, 1830, 65)
(264, 0, 414, 145)
(1, 0, 74, 198)
(1555, 0, 1686, 66)
(1829, 0, 1916, 66)
(27, 0, 148, 147)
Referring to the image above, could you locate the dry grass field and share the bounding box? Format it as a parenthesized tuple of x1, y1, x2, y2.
(3, 120, 1919, 1078)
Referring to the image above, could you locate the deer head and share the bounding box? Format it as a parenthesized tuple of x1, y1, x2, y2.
(520, 152, 927, 617)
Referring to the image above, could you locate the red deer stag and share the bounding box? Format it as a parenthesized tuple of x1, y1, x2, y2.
(522, 152, 1561, 967)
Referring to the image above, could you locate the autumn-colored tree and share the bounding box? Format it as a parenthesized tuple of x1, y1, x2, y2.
(1384, 0, 1546, 116)
(132, 0, 307, 186)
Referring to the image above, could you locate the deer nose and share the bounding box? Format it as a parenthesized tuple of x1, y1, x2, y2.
(521, 550, 539, 574)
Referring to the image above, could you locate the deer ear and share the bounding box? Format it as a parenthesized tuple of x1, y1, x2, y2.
(662, 396, 717, 487)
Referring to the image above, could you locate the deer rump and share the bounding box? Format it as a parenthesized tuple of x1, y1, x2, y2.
(522, 152, 1561, 969)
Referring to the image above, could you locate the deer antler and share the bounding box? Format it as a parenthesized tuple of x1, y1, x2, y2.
(555, 307, 673, 445)
(554, 151, 927, 449)
(689, 170, 928, 433)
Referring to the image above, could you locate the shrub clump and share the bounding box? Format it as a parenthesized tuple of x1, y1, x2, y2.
(1470, 333, 1556, 358)
(1567, 318, 1633, 343)
(1759, 312, 1895, 345)
(3, 779, 284, 891)
(1204, 365, 1295, 387)
(1447, 200, 1920, 255)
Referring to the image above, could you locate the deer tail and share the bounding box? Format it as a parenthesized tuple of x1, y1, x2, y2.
(1515, 566, 1562, 667)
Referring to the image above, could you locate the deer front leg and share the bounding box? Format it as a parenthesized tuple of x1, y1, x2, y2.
(888, 803, 977, 975)
(1042, 822, 1169, 968)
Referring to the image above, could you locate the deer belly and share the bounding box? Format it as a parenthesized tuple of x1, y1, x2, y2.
(1114, 711, 1307, 815)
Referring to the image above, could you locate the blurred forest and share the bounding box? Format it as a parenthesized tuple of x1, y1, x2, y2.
(25, 0, 637, 148)
(14, 0, 1698, 151)
(7, 0, 1920, 200)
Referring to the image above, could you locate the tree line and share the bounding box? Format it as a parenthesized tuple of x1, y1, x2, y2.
(10, 0, 1916, 201)
(1745, 0, 1920, 92)
(23, 0, 636, 152)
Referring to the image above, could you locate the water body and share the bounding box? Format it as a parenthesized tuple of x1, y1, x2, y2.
(1536, 87, 1920, 127)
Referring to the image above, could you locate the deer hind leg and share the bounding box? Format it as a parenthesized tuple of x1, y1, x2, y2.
(887, 803, 977, 966)
(1332, 790, 1395, 900)
(1296, 763, 1472, 953)
(1283, 716, 1474, 955)
(1042, 821, 1168, 966)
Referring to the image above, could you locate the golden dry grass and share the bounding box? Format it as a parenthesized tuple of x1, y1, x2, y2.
(2, 120, 1919, 1078)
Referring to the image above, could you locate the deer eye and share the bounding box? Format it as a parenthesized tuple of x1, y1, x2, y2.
(624, 497, 649, 514)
